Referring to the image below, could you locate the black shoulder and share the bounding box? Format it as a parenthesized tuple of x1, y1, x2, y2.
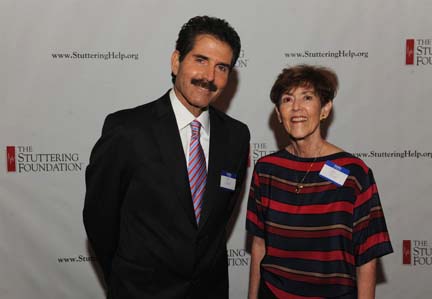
(209, 106, 250, 137)
(102, 93, 169, 134)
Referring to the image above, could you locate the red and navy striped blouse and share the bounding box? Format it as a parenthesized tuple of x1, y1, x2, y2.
(246, 150, 393, 298)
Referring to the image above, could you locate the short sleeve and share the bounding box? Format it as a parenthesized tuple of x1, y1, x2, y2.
(246, 165, 265, 238)
(353, 168, 393, 266)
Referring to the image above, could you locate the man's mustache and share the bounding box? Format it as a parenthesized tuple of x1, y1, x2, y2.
(191, 78, 217, 92)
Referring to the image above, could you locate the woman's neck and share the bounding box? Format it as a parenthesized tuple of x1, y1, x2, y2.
(288, 139, 327, 158)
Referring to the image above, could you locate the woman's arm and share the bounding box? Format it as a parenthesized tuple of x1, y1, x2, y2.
(356, 258, 377, 299)
(248, 236, 266, 299)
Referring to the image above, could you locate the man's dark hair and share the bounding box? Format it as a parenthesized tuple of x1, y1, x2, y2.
(172, 16, 241, 83)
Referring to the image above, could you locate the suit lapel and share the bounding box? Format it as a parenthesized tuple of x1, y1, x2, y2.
(151, 94, 197, 227)
(199, 108, 227, 229)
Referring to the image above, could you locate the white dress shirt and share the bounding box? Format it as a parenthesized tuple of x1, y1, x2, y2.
(169, 89, 210, 168)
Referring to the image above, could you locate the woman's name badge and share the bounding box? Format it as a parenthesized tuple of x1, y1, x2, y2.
(220, 171, 237, 191)
(319, 161, 349, 186)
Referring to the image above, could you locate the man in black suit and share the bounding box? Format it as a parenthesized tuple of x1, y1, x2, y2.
(83, 16, 250, 299)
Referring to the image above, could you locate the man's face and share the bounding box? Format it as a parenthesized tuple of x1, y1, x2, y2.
(171, 34, 233, 117)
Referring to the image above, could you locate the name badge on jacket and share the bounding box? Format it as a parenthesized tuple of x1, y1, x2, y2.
(220, 171, 236, 191)
(319, 161, 349, 186)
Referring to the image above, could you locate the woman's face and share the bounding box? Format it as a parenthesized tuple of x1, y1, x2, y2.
(275, 85, 332, 142)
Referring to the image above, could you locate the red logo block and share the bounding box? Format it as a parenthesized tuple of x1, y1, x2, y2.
(403, 240, 411, 265)
(406, 39, 414, 65)
(6, 146, 16, 172)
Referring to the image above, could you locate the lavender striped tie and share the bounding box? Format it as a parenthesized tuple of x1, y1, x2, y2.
(188, 120, 207, 224)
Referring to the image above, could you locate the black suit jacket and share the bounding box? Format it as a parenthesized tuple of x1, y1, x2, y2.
(83, 92, 250, 299)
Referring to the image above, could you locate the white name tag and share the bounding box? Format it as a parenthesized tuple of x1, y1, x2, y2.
(220, 171, 237, 191)
(319, 161, 349, 186)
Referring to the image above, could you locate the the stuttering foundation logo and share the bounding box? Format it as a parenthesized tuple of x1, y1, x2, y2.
(406, 38, 432, 65)
(228, 248, 250, 267)
(251, 143, 277, 166)
(403, 240, 432, 266)
(6, 145, 83, 173)
(234, 49, 249, 68)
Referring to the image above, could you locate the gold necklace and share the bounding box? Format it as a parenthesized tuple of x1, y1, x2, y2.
(292, 144, 324, 194)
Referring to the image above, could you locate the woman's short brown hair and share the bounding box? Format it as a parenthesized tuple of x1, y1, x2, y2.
(270, 65, 339, 106)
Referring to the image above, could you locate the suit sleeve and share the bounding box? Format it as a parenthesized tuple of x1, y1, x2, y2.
(236, 125, 250, 192)
(227, 125, 250, 216)
(83, 113, 133, 284)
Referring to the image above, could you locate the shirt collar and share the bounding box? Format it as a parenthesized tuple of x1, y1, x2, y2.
(169, 89, 210, 135)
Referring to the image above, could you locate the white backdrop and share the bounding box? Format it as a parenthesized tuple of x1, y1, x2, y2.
(1, 1, 432, 298)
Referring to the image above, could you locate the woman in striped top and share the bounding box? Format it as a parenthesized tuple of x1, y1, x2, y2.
(246, 65, 393, 299)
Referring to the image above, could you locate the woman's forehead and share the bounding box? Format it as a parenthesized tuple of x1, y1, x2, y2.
(283, 84, 316, 95)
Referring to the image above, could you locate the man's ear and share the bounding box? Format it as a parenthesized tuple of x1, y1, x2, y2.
(171, 50, 180, 76)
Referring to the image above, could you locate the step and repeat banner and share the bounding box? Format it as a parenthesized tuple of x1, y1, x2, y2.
(1, 0, 432, 298)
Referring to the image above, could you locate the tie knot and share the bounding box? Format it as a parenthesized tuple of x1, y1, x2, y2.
(190, 120, 201, 136)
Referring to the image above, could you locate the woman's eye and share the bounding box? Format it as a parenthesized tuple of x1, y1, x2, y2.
(280, 96, 292, 103)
